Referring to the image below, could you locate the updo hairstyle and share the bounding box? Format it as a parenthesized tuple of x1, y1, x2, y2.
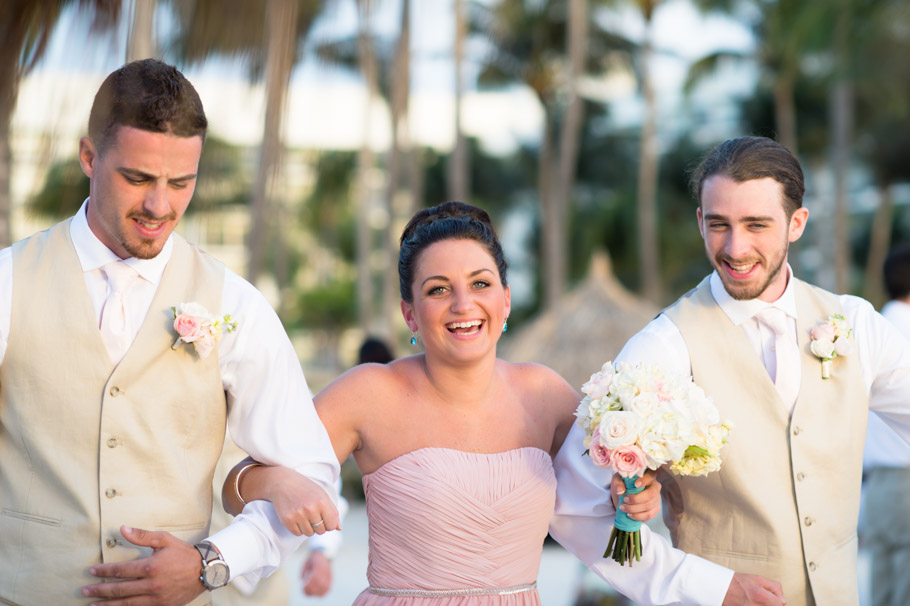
(398, 201, 508, 303)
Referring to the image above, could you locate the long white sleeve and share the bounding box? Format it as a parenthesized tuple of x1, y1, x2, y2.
(549, 424, 734, 605)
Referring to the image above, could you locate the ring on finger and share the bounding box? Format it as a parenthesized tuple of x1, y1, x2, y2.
(311, 520, 324, 528)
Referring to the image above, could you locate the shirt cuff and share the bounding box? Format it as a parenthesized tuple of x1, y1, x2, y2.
(206, 500, 306, 585)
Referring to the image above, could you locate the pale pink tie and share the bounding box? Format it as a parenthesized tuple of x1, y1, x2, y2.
(756, 307, 800, 410)
(100, 262, 139, 364)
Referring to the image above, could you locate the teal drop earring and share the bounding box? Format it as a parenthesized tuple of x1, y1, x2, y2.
(503, 319, 509, 333)
(410, 332, 418, 345)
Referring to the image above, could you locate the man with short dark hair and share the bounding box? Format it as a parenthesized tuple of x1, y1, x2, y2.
(612, 136, 910, 604)
(0, 59, 340, 605)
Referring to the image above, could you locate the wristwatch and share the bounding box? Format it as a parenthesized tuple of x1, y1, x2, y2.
(194, 541, 230, 590)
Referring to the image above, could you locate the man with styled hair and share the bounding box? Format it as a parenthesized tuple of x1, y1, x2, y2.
(609, 136, 910, 604)
(0, 58, 340, 605)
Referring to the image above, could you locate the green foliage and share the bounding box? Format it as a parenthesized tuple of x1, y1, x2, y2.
(293, 278, 357, 331)
(301, 150, 357, 262)
(27, 158, 88, 218)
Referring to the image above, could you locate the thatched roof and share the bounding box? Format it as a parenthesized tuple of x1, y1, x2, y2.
(499, 251, 660, 391)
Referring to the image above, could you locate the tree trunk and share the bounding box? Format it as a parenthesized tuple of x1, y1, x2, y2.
(830, 4, 853, 295)
(355, 0, 379, 331)
(774, 77, 798, 156)
(636, 9, 661, 304)
(381, 0, 411, 338)
(247, 0, 297, 297)
(862, 183, 894, 308)
(126, 0, 156, 62)
(539, 111, 563, 312)
(447, 0, 469, 202)
(0, 90, 13, 249)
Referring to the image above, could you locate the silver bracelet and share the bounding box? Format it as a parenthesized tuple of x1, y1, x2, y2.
(234, 462, 261, 506)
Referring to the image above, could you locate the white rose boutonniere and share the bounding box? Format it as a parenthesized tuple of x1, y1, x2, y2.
(809, 313, 852, 379)
(171, 302, 238, 359)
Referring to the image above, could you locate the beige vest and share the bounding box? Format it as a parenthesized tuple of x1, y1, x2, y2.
(0, 220, 226, 605)
(662, 277, 868, 606)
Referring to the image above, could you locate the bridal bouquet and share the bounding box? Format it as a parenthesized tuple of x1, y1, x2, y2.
(576, 361, 732, 565)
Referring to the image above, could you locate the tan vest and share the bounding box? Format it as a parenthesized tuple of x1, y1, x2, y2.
(0, 220, 226, 605)
(662, 277, 868, 606)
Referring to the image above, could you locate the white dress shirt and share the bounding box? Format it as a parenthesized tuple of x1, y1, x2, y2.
(549, 269, 910, 604)
(863, 299, 910, 469)
(615, 270, 910, 442)
(0, 202, 340, 585)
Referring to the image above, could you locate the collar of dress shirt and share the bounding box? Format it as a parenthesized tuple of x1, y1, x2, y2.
(69, 198, 172, 285)
(708, 265, 798, 326)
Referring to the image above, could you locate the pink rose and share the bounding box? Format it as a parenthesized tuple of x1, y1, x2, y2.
(810, 324, 836, 342)
(588, 428, 612, 468)
(174, 313, 205, 341)
(610, 444, 649, 478)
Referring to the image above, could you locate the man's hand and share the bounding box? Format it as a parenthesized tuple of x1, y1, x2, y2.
(610, 469, 662, 522)
(301, 550, 332, 596)
(263, 467, 341, 536)
(722, 572, 786, 605)
(82, 526, 204, 606)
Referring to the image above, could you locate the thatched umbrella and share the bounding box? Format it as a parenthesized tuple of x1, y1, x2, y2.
(500, 251, 660, 391)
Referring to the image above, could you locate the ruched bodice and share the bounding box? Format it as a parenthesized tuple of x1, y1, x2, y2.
(353, 447, 556, 605)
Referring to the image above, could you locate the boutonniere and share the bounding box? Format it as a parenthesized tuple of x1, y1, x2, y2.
(809, 313, 852, 379)
(171, 302, 238, 359)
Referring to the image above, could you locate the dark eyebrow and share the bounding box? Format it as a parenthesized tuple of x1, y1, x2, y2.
(420, 268, 494, 288)
(703, 213, 775, 223)
(117, 167, 197, 184)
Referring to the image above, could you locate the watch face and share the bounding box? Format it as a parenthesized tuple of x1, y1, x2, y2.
(203, 561, 230, 589)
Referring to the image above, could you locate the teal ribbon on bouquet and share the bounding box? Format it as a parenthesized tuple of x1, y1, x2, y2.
(605, 475, 643, 565)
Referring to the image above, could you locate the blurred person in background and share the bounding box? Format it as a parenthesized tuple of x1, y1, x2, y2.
(225, 201, 782, 605)
(861, 243, 910, 606)
(0, 58, 339, 605)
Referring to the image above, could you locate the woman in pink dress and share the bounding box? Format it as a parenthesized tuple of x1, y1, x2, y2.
(223, 202, 771, 605)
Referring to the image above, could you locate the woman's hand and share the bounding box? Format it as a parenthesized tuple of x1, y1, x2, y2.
(222, 457, 340, 535)
(610, 469, 662, 522)
(260, 466, 341, 536)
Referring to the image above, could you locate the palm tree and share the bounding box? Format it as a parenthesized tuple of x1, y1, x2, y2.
(0, 0, 120, 248)
(448, 0, 469, 202)
(629, 0, 662, 303)
(171, 0, 324, 303)
(126, 0, 157, 61)
(472, 0, 625, 311)
(686, 0, 831, 155)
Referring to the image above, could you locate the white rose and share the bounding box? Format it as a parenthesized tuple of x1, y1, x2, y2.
(810, 338, 836, 359)
(834, 337, 853, 356)
(598, 411, 641, 449)
(628, 391, 661, 418)
(582, 369, 614, 399)
(176, 301, 211, 319)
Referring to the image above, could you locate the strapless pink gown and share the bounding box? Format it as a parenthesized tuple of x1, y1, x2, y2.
(352, 447, 556, 605)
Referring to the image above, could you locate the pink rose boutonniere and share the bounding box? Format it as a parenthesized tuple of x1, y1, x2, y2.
(809, 313, 852, 379)
(171, 302, 238, 359)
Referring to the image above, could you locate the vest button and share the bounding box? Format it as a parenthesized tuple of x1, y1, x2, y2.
(808, 561, 817, 572)
(792, 426, 801, 436)
(106, 537, 118, 548)
(107, 438, 118, 448)
(110, 386, 121, 397)
(797, 472, 806, 481)
(804, 516, 814, 526)
(105, 488, 118, 498)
